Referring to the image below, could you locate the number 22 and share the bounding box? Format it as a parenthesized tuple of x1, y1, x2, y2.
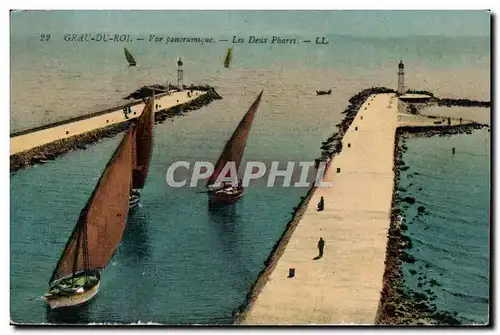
(40, 33, 51, 42)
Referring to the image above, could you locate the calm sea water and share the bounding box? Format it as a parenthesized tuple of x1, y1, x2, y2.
(10, 19, 490, 324)
(398, 128, 490, 324)
(11, 132, 307, 324)
(11, 33, 490, 132)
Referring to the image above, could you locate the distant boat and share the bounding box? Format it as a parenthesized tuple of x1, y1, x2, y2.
(44, 127, 134, 309)
(224, 48, 233, 68)
(124, 47, 137, 66)
(129, 94, 155, 210)
(206, 90, 263, 204)
(316, 89, 332, 95)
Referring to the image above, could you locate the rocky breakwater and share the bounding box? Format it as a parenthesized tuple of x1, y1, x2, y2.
(10, 87, 222, 173)
(124, 84, 220, 100)
(124, 84, 169, 100)
(437, 98, 490, 108)
(399, 122, 488, 137)
(401, 90, 490, 107)
(233, 86, 395, 324)
(154, 86, 221, 123)
(376, 122, 488, 325)
(403, 90, 491, 114)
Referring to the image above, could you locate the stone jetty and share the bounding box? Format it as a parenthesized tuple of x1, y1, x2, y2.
(239, 93, 398, 325)
(10, 87, 222, 172)
(235, 89, 488, 325)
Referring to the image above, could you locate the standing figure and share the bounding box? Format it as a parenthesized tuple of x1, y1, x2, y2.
(317, 237, 325, 258)
(317, 196, 325, 212)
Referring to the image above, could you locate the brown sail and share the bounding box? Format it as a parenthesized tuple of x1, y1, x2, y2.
(124, 47, 137, 66)
(49, 127, 134, 285)
(132, 95, 154, 189)
(207, 90, 263, 187)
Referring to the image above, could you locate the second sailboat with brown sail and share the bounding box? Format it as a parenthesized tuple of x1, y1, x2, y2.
(129, 94, 155, 210)
(206, 90, 263, 204)
(224, 48, 233, 68)
(44, 127, 134, 309)
(124, 47, 137, 67)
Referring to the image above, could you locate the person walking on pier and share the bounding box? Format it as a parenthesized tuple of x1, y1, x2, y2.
(317, 196, 325, 212)
(315, 237, 325, 260)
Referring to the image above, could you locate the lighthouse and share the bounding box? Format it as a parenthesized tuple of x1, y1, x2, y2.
(177, 58, 184, 91)
(397, 60, 405, 95)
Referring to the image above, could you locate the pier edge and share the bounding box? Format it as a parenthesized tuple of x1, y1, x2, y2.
(10, 87, 222, 173)
(233, 86, 397, 324)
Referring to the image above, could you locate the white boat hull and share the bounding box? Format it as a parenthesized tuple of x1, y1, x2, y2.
(46, 280, 100, 310)
(129, 190, 141, 210)
(129, 197, 141, 209)
(208, 185, 244, 204)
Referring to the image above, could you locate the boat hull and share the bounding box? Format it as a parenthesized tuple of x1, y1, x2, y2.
(208, 187, 243, 204)
(46, 280, 100, 310)
(128, 195, 141, 211)
(129, 190, 141, 211)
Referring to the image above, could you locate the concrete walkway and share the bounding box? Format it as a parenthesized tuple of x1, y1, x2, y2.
(243, 93, 399, 325)
(10, 90, 205, 155)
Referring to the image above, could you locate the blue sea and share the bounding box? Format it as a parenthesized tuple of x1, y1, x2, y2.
(398, 128, 490, 324)
(10, 10, 491, 324)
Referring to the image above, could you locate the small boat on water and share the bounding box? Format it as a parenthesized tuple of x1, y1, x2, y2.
(224, 48, 233, 68)
(124, 47, 137, 66)
(44, 127, 134, 309)
(316, 89, 332, 95)
(129, 94, 155, 210)
(206, 90, 263, 205)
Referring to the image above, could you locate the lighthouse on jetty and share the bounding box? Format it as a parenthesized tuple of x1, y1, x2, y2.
(177, 58, 184, 91)
(397, 60, 432, 104)
(397, 60, 405, 95)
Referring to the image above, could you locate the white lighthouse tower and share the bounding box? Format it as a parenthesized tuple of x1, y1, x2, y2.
(177, 58, 184, 91)
(397, 60, 405, 95)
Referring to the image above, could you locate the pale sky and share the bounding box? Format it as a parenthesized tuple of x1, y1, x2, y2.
(10, 10, 491, 37)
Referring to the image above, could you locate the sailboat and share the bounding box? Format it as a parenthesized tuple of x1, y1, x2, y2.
(206, 90, 263, 204)
(224, 48, 233, 68)
(129, 94, 155, 210)
(124, 47, 137, 66)
(44, 127, 134, 309)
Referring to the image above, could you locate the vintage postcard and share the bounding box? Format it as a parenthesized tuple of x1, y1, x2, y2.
(9, 10, 491, 326)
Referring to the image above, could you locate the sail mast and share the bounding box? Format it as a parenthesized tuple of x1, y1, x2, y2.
(132, 94, 154, 189)
(49, 127, 134, 285)
(49, 211, 85, 285)
(71, 226, 82, 279)
(207, 90, 263, 186)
